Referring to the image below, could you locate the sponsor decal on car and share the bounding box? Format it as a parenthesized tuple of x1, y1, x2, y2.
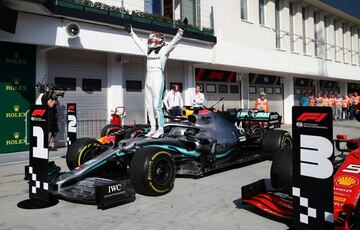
(335, 176, 359, 187)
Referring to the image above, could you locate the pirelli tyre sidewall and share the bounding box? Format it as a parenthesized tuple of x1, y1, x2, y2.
(262, 130, 292, 160)
(129, 147, 176, 196)
(66, 138, 103, 170)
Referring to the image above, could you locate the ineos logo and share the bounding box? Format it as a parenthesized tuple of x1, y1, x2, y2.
(300, 135, 333, 179)
(108, 184, 122, 193)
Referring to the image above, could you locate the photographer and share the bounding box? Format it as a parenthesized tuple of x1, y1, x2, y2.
(41, 85, 59, 150)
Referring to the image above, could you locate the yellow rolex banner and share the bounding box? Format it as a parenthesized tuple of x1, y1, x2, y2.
(0, 41, 35, 153)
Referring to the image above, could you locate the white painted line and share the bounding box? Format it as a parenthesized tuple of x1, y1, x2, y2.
(0, 156, 62, 166)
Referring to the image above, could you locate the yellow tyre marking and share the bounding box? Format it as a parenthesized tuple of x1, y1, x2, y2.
(147, 150, 174, 193)
(77, 143, 99, 166)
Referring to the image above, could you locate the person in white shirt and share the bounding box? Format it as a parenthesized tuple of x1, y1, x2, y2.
(192, 84, 205, 108)
(163, 84, 183, 117)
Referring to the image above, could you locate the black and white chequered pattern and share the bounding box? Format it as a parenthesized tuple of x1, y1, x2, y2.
(28, 166, 48, 194)
(292, 187, 334, 224)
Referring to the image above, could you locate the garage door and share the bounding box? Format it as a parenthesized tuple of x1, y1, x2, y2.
(123, 56, 145, 125)
(294, 78, 315, 106)
(195, 68, 241, 110)
(47, 48, 108, 141)
(249, 74, 284, 117)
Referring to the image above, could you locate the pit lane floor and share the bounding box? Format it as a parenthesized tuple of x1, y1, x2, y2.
(0, 120, 357, 230)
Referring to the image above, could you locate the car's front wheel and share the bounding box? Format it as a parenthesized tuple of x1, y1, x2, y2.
(129, 147, 176, 196)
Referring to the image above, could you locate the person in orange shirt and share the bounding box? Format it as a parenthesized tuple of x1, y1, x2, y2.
(322, 94, 329, 107)
(334, 94, 343, 120)
(342, 95, 350, 120)
(315, 93, 323, 106)
(308, 92, 316, 106)
(329, 94, 336, 119)
(254, 92, 269, 111)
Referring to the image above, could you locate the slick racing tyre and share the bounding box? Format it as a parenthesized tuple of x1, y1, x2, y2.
(270, 147, 292, 194)
(129, 147, 176, 196)
(262, 130, 292, 160)
(66, 138, 106, 170)
(101, 124, 121, 137)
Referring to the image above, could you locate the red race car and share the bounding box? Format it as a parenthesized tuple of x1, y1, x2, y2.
(241, 108, 360, 230)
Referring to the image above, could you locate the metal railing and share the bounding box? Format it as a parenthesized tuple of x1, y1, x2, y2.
(56, 107, 108, 143)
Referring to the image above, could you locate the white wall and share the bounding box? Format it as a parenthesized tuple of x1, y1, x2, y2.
(0, 13, 213, 64)
(211, 0, 360, 81)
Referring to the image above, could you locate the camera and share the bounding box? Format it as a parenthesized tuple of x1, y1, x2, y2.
(35, 82, 65, 99)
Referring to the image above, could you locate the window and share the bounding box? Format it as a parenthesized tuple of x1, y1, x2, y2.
(351, 26, 355, 64)
(343, 23, 347, 62)
(230, 85, 240, 94)
(218, 84, 228, 93)
(55, 77, 76, 91)
(289, 2, 295, 52)
(275, 0, 281, 48)
(181, 0, 196, 26)
(314, 11, 318, 56)
(302, 7, 307, 54)
(259, 0, 265, 25)
(334, 19, 338, 60)
(324, 16, 329, 59)
(206, 84, 216, 93)
(240, 0, 248, 20)
(82, 79, 101, 91)
(126, 80, 142, 92)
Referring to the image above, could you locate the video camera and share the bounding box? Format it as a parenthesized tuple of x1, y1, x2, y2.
(35, 82, 65, 99)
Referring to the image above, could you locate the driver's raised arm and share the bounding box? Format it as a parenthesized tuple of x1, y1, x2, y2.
(126, 24, 148, 55)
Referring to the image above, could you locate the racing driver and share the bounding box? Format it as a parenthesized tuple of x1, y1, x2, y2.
(125, 18, 188, 138)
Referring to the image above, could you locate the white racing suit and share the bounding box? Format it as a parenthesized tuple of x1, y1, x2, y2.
(130, 29, 184, 137)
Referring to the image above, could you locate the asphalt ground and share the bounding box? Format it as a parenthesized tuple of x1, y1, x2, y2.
(0, 120, 359, 230)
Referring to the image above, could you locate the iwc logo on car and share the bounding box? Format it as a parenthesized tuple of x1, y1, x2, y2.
(5, 105, 26, 118)
(5, 78, 27, 91)
(5, 131, 25, 146)
(5, 52, 27, 65)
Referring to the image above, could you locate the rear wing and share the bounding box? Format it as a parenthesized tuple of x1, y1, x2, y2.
(228, 109, 282, 129)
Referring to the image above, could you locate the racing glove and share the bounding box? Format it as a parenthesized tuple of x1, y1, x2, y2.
(125, 23, 132, 34)
(180, 18, 188, 31)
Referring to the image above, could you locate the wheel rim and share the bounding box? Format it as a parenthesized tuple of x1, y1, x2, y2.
(153, 159, 172, 186)
(283, 137, 293, 148)
(79, 144, 103, 166)
(252, 128, 263, 142)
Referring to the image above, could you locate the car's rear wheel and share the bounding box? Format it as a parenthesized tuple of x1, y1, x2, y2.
(101, 124, 121, 137)
(66, 138, 106, 170)
(262, 130, 292, 160)
(270, 147, 292, 194)
(129, 147, 175, 196)
(124, 126, 147, 139)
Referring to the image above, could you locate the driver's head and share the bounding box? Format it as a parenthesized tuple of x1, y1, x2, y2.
(195, 84, 202, 93)
(148, 32, 165, 50)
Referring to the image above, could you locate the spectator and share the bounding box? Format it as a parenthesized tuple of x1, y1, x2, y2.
(342, 95, 350, 120)
(254, 92, 269, 111)
(191, 84, 205, 108)
(315, 93, 323, 106)
(163, 84, 183, 117)
(351, 92, 359, 119)
(300, 92, 309, 106)
(334, 94, 343, 120)
(308, 92, 316, 106)
(322, 94, 329, 107)
(41, 85, 58, 150)
(330, 94, 336, 118)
